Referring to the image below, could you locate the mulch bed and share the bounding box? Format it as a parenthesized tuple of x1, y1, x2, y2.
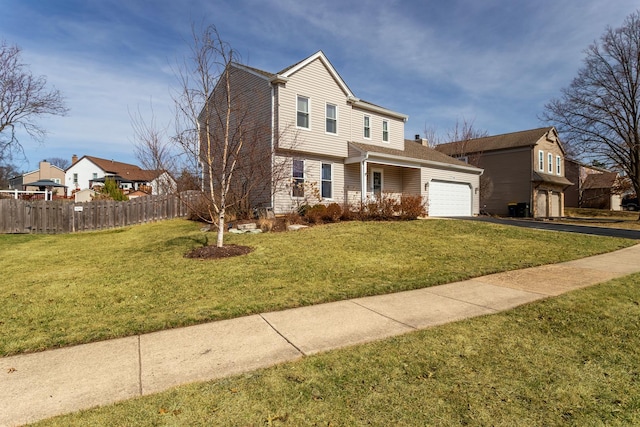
(185, 244, 254, 260)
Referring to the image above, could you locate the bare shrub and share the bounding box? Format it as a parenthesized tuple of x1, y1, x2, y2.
(257, 218, 275, 232)
(324, 203, 342, 222)
(399, 195, 427, 220)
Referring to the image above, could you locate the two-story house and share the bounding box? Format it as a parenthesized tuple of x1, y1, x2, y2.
(65, 155, 175, 197)
(201, 51, 483, 217)
(9, 160, 66, 194)
(435, 127, 573, 218)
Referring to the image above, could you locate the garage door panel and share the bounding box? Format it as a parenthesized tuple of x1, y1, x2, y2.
(429, 181, 472, 217)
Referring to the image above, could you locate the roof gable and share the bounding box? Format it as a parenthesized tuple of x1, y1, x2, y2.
(69, 155, 143, 175)
(436, 127, 559, 155)
(278, 51, 354, 98)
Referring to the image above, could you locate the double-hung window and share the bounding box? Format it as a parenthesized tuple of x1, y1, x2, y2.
(556, 155, 562, 175)
(548, 153, 553, 173)
(363, 115, 371, 139)
(297, 96, 309, 129)
(538, 151, 544, 171)
(382, 120, 389, 142)
(292, 159, 304, 197)
(321, 163, 332, 199)
(326, 104, 337, 134)
(73, 173, 78, 184)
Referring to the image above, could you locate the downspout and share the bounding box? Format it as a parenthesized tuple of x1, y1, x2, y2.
(270, 84, 276, 211)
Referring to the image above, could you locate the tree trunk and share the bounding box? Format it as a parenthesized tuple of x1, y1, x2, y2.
(217, 209, 225, 247)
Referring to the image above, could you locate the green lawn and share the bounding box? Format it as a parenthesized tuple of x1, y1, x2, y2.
(33, 273, 640, 426)
(0, 218, 633, 356)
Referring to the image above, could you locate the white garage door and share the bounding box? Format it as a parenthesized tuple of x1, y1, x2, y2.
(429, 181, 472, 217)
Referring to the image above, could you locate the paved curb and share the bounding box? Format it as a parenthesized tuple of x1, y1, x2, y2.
(2, 244, 639, 426)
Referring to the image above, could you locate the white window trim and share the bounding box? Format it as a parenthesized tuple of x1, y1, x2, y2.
(382, 120, 389, 143)
(321, 163, 333, 200)
(292, 159, 305, 198)
(556, 155, 562, 175)
(538, 150, 544, 172)
(548, 152, 553, 173)
(296, 95, 310, 130)
(325, 103, 337, 135)
(363, 115, 371, 140)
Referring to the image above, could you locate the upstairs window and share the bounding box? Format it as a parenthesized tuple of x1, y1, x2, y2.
(382, 120, 389, 142)
(321, 163, 332, 199)
(326, 104, 337, 134)
(548, 153, 553, 173)
(297, 96, 309, 129)
(73, 173, 78, 184)
(556, 155, 562, 175)
(364, 115, 371, 139)
(292, 159, 304, 197)
(538, 150, 544, 171)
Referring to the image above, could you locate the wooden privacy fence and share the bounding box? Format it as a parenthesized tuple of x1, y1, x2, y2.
(0, 191, 201, 234)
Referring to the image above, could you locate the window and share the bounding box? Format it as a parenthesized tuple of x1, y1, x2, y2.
(538, 150, 544, 171)
(73, 173, 78, 184)
(297, 96, 309, 129)
(53, 178, 60, 184)
(363, 115, 371, 139)
(325, 104, 337, 134)
(382, 120, 389, 142)
(556, 156, 562, 175)
(548, 153, 553, 173)
(321, 163, 332, 199)
(92, 173, 98, 179)
(292, 159, 304, 197)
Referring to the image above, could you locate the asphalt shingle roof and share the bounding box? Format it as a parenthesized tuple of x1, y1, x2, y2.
(435, 127, 555, 155)
(350, 140, 478, 169)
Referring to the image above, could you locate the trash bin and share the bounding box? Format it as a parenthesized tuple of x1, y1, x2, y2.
(508, 203, 517, 217)
(516, 202, 530, 218)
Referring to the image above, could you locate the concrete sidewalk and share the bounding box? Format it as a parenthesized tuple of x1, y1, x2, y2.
(2, 244, 640, 426)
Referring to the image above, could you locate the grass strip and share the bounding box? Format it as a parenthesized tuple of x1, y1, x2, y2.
(33, 273, 640, 426)
(0, 218, 633, 356)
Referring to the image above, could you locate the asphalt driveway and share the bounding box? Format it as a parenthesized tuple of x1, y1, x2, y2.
(463, 216, 640, 240)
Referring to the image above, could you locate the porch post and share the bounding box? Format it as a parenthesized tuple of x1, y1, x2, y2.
(360, 159, 368, 204)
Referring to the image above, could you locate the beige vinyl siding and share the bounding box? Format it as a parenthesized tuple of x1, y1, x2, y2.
(344, 163, 362, 205)
(273, 153, 345, 214)
(202, 65, 274, 211)
(276, 59, 350, 157)
(421, 166, 480, 215)
(350, 107, 405, 150)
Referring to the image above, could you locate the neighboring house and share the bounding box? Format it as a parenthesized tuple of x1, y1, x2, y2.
(8, 160, 66, 195)
(565, 159, 623, 210)
(435, 127, 573, 218)
(65, 155, 176, 197)
(581, 172, 623, 210)
(200, 51, 483, 217)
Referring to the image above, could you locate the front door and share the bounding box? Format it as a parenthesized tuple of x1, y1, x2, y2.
(372, 170, 382, 198)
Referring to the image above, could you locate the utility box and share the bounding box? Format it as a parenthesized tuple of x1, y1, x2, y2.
(508, 203, 517, 217)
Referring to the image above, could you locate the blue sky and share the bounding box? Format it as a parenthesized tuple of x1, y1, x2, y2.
(1, 0, 638, 171)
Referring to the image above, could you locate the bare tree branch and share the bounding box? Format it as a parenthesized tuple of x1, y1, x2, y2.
(542, 10, 640, 218)
(0, 41, 68, 162)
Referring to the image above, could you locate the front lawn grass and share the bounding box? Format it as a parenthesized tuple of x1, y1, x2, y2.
(0, 218, 633, 356)
(33, 272, 640, 426)
(564, 207, 640, 230)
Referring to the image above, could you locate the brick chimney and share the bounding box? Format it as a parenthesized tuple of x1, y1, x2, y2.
(72, 154, 78, 165)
